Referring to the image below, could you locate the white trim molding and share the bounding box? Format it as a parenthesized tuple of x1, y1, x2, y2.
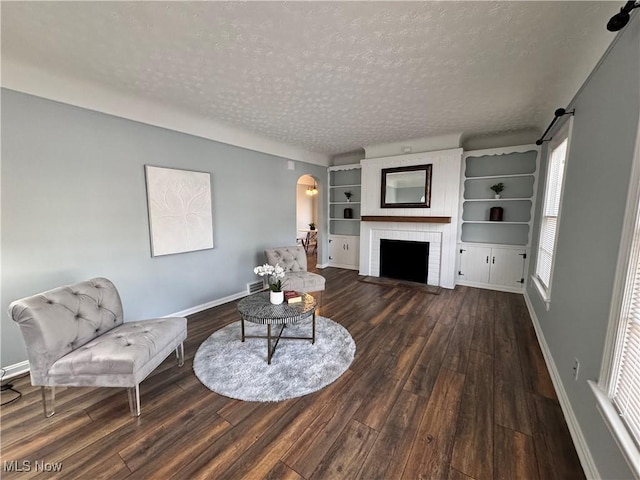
(589, 381, 640, 479)
(165, 290, 248, 318)
(1, 360, 30, 381)
(523, 291, 601, 480)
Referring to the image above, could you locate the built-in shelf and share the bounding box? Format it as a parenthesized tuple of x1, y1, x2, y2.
(361, 216, 451, 223)
(460, 147, 538, 246)
(457, 145, 540, 293)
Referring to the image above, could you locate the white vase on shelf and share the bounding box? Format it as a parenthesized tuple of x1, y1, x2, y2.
(270, 291, 284, 305)
(494, 193, 501, 199)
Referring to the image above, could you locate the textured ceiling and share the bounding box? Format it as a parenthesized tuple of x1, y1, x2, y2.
(1, 1, 617, 156)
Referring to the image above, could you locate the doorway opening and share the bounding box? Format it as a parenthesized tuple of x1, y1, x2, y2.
(296, 175, 319, 261)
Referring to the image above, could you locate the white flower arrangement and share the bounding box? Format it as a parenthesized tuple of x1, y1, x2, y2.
(253, 263, 286, 292)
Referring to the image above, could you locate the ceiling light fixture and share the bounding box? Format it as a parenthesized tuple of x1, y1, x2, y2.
(607, 1, 639, 31)
(306, 184, 318, 196)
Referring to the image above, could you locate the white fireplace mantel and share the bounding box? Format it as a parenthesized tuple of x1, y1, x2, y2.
(358, 148, 463, 289)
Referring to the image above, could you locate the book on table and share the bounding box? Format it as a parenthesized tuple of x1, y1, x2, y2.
(284, 290, 303, 303)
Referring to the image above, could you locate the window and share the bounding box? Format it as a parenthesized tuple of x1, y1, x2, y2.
(610, 213, 640, 448)
(591, 129, 640, 477)
(534, 123, 570, 301)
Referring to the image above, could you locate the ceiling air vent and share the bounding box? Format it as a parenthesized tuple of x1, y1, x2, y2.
(247, 281, 265, 294)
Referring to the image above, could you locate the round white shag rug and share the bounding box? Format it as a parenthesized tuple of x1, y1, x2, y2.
(193, 316, 355, 402)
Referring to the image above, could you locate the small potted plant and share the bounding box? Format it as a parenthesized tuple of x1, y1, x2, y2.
(344, 191, 352, 203)
(490, 183, 505, 199)
(254, 263, 286, 304)
(308, 222, 316, 231)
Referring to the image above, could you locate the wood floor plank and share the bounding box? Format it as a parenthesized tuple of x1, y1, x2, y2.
(403, 321, 455, 398)
(494, 424, 538, 480)
(494, 334, 532, 435)
(356, 390, 427, 480)
(402, 368, 466, 480)
(309, 419, 378, 480)
(448, 467, 476, 480)
(0, 263, 586, 480)
(471, 289, 495, 354)
(450, 349, 494, 480)
(527, 393, 586, 480)
(263, 461, 304, 480)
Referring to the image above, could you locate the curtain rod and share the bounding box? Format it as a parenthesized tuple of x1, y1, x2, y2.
(535, 108, 575, 146)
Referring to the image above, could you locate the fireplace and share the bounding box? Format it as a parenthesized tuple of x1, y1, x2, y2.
(380, 239, 430, 284)
(362, 227, 443, 287)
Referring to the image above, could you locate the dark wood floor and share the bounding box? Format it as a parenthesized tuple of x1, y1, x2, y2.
(0, 264, 585, 480)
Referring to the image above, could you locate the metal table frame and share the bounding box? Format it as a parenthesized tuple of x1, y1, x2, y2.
(237, 292, 317, 365)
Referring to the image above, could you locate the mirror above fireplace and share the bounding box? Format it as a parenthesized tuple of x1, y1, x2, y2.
(380, 164, 432, 208)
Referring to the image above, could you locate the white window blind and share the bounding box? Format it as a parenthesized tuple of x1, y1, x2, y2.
(611, 208, 640, 446)
(536, 136, 568, 291)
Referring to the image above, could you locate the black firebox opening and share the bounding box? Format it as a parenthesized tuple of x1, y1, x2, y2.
(380, 239, 429, 284)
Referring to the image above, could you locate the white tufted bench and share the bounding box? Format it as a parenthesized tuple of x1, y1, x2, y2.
(8, 277, 187, 417)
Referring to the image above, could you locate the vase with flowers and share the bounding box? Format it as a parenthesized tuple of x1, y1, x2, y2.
(254, 263, 286, 304)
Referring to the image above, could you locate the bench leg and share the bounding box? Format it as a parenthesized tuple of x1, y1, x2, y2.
(128, 384, 141, 417)
(41, 386, 55, 418)
(175, 342, 185, 367)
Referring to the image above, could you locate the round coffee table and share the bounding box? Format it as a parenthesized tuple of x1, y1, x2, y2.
(236, 291, 317, 364)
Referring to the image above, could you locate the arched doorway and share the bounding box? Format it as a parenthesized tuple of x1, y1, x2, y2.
(296, 174, 319, 259)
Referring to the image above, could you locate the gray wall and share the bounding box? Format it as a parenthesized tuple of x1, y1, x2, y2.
(526, 15, 639, 480)
(1, 89, 327, 368)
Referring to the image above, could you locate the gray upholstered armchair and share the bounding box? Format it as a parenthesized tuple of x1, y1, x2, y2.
(264, 246, 326, 299)
(8, 277, 187, 417)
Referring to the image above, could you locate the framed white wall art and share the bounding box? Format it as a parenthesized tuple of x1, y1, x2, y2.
(145, 165, 214, 256)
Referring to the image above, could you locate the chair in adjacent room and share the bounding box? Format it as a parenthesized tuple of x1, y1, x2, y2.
(264, 245, 326, 302)
(8, 277, 187, 417)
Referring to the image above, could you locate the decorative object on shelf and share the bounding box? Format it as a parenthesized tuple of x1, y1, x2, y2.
(308, 222, 316, 230)
(305, 183, 318, 196)
(490, 182, 505, 199)
(344, 191, 352, 202)
(253, 263, 286, 304)
(490, 206, 504, 222)
(344, 208, 353, 219)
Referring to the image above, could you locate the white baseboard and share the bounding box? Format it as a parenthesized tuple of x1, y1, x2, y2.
(1, 360, 30, 381)
(523, 292, 600, 480)
(316, 262, 330, 269)
(2, 290, 250, 378)
(457, 279, 524, 294)
(165, 290, 248, 318)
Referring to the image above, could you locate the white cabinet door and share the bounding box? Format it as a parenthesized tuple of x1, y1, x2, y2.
(328, 235, 359, 269)
(344, 236, 359, 268)
(328, 236, 345, 265)
(459, 246, 491, 284)
(489, 248, 526, 288)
